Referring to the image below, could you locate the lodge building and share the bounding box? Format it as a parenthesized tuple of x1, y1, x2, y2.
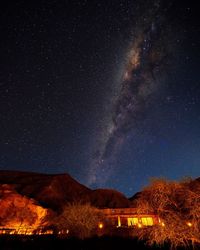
(102, 208, 159, 228)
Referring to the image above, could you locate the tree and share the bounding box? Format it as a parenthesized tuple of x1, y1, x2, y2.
(54, 202, 105, 239)
(134, 178, 200, 249)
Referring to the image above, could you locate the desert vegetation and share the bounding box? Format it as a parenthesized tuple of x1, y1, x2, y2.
(53, 202, 105, 239)
(134, 178, 200, 249)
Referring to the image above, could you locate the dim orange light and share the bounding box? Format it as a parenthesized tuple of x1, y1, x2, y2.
(187, 222, 192, 227)
(98, 223, 103, 229)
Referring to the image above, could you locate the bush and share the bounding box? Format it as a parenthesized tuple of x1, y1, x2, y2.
(54, 202, 104, 239)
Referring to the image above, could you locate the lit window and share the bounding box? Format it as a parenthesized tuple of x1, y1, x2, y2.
(146, 217, 153, 226)
(127, 217, 138, 226)
(141, 217, 153, 226)
(141, 218, 147, 226)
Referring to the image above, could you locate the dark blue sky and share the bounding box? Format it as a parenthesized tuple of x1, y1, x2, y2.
(0, 0, 199, 197)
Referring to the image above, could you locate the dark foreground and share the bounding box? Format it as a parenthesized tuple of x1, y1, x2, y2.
(0, 235, 192, 250)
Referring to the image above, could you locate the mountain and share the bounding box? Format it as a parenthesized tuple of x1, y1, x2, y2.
(0, 170, 131, 211)
(0, 170, 91, 211)
(90, 189, 130, 208)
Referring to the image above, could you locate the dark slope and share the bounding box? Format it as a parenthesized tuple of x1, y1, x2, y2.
(0, 170, 131, 210)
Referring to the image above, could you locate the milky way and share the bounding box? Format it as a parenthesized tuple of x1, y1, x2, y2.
(88, 1, 172, 186)
(0, 0, 199, 195)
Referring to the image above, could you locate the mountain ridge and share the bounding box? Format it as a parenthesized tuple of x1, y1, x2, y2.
(0, 170, 131, 210)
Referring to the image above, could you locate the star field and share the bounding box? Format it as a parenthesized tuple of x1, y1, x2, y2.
(0, 0, 199, 196)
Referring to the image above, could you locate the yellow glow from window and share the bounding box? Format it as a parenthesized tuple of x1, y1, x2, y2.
(141, 217, 153, 226)
(187, 222, 192, 227)
(147, 217, 153, 226)
(127, 217, 138, 226)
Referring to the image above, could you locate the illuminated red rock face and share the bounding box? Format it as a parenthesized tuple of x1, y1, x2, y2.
(0, 184, 49, 230)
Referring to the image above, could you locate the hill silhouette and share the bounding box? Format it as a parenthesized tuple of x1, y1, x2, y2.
(0, 170, 131, 211)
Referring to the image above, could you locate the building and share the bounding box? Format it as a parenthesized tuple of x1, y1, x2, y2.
(101, 208, 159, 228)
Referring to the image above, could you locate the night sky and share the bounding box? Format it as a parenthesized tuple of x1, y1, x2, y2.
(0, 0, 200, 196)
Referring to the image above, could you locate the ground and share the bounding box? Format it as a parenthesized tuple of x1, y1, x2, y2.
(0, 235, 193, 250)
